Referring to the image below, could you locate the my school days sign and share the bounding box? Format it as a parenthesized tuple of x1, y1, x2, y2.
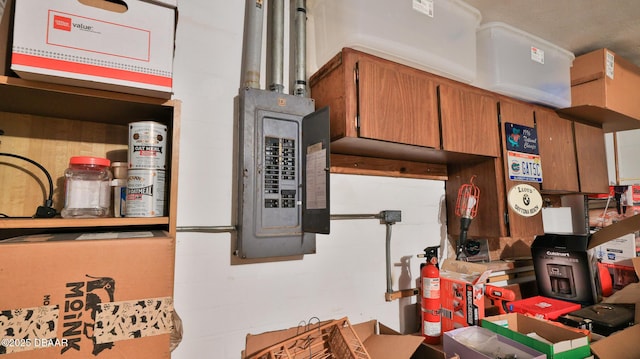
(505, 122, 543, 183)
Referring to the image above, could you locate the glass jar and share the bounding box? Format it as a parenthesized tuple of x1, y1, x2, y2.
(61, 156, 113, 218)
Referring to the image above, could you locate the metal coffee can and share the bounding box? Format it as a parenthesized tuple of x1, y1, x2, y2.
(125, 169, 166, 217)
(128, 121, 167, 170)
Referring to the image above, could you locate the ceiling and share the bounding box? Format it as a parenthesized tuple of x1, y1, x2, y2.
(462, 0, 640, 67)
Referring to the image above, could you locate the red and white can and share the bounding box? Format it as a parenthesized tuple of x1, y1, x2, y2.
(125, 169, 166, 217)
(128, 121, 167, 170)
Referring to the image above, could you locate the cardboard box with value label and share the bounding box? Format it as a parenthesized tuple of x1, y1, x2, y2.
(10, 0, 175, 98)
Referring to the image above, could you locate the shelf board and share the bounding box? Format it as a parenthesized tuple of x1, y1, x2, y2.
(557, 105, 640, 132)
(0, 76, 177, 125)
(0, 217, 169, 230)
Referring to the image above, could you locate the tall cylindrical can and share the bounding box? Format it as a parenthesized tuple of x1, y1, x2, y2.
(125, 169, 166, 217)
(128, 121, 167, 170)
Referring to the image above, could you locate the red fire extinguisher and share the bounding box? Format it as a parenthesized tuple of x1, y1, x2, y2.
(419, 246, 441, 344)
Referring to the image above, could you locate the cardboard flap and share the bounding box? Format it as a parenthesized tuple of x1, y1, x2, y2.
(352, 319, 377, 343)
(363, 334, 424, 359)
(588, 214, 640, 249)
(244, 320, 334, 358)
(441, 259, 492, 283)
(590, 324, 640, 359)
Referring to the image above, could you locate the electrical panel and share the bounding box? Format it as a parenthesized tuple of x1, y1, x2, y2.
(236, 87, 330, 259)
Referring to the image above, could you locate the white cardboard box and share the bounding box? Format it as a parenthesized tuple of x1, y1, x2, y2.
(11, 0, 175, 98)
(594, 233, 637, 265)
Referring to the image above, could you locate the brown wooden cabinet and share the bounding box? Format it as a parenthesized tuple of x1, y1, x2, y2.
(535, 107, 580, 193)
(439, 82, 500, 157)
(497, 98, 545, 241)
(574, 122, 609, 194)
(310, 48, 610, 259)
(535, 107, 609, 194)
(0, 76, 180, 240)
(310, 48, 439, 159)
(310, 48, 501, 179)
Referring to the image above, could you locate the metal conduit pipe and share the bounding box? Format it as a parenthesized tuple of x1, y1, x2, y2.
(176, 226, 237, 233)
(267, 0, 285, 93)
(178, 212, 407, 300)
(292, 0, 307, 97)
(241, 0, 264, 89)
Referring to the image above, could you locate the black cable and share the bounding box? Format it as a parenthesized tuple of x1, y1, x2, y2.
(0, 152, 57, 218)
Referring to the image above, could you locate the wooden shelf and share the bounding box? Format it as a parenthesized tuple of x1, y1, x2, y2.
(0, 76, 176, 125)
(0, 76, 180, 240)
(0, 217, 169, 229)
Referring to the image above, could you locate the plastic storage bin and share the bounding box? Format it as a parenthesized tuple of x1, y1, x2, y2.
(475, 22, 575, 108)
(307, 0, 481, 83)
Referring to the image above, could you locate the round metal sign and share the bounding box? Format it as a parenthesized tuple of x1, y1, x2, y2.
(507, 184, 543, 217)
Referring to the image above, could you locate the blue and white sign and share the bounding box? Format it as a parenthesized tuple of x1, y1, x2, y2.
(507, 151, 543, 183)
(505, 123, 543, 183)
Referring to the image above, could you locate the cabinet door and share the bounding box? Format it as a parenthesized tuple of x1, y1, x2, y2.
(575, 122, 610, 193)
(440, 82, 500, 157)
(535, 108, 579, 192)
(498, 99, 544, 239)
(356, 55, 440, 148)
(613, 129, 640, 185)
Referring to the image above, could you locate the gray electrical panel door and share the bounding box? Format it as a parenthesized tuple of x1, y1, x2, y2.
(302, 106, 330, 234)
(236, 88, 330, 259)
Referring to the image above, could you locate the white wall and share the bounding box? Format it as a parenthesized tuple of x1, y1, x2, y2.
(171, 2, 447, 358)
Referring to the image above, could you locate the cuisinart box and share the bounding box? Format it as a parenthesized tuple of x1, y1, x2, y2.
(531, 214, 640, 306)
(11, 0, 175, 98)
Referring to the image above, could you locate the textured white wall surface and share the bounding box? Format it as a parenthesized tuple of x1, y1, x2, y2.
(171, 2, 447, 358)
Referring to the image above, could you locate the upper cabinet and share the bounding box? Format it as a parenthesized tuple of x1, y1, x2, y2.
(535, 107, 580, 193)
(355, 52, 440, 148)
(574, 122, 610, 193)
(496, 98, 544, 240)
(310, 48, 440, 159)
(439, 82, 500, 157)
(309, 48, 501, 171)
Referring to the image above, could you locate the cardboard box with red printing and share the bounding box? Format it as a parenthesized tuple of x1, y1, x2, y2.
(439, 260, 491, 333)
(10, 0, 175, 98)
(0, 232, 175, 358)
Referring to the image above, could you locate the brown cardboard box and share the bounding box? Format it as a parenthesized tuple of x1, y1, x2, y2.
(0, 234, 175, 358)
(590, 257, 640, 359)
(566, 48, 640, 131)
(439, 260, 491, 332)
(243, 318, 425, 359)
